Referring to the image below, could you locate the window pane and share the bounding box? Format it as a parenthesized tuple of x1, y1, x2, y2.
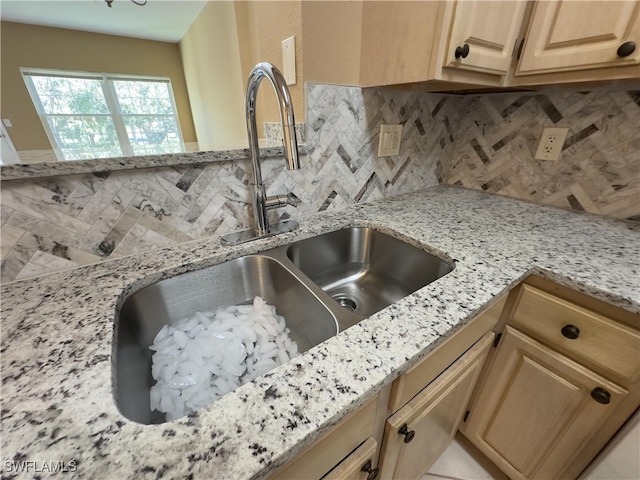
(47, 115, 121, 160)
(24, 70, 184, 161)
(123, 115, 183, 156)
(30, 76, 108, 115)
(114, 80, 173, 115)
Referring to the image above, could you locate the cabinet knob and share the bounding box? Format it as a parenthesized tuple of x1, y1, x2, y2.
(398, 423, 415, 443)
(591, 387, 611, 405)
(455, 44, 470, 59)
(561, 324, 580, 340)
(617, 41, 636, 57)
(360, 460, 379, 480)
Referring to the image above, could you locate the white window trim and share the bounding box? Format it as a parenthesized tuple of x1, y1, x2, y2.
(21, 68, 185, 161)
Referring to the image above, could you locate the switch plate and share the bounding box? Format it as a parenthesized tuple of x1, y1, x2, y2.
(282, 36, 296, 85)
(2, 119, 12, 128)
(378, 124, 403, 157)
(535, 127, 569, 161)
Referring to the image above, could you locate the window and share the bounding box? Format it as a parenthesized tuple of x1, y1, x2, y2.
(22, 69, 184, 161)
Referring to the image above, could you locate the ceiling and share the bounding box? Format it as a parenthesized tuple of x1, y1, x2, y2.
(0, 0, 208, 42)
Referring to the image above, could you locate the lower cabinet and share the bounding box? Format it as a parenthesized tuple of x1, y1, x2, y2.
(378, 332, 494, 479)
(461, 278, 640, 480)
(463, 326, 631, 479)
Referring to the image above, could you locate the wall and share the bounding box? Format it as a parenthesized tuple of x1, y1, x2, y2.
(447, 89, 640, 221)
(237, 1, 304, 135)
(179, 2, 247, 148)
(1, 84, 638, 284)
(0, 21, 197, 152)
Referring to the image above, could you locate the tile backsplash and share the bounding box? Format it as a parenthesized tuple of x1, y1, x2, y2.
(1, 85, 638, 283)
(447, 90, 640, 221)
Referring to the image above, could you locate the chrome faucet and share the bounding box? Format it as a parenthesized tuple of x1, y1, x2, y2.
(222, 62, 301, 245)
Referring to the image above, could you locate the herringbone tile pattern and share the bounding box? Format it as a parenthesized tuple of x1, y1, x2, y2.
(448, 91, 640, 221)
(1, 86, 638, 283)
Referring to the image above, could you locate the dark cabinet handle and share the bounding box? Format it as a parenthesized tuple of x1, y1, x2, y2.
(398, 423, 415, 443)
(561, 324, 580, 340)
(591, 387, 611, 405)
(455, 44, 470, 59)
(361, 459, 379, 480)
(617, 41, 636, 57)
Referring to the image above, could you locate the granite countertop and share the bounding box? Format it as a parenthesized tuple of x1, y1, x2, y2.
(1, 186, 639, 479)
(0, 142, 307, 181)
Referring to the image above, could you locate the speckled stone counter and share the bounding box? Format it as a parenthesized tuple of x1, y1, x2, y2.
(0, 142, 307, 181)
(1, 186, 639, 479)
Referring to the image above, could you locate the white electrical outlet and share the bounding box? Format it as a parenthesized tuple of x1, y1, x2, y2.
(535, 127, 569, 161)
(378, 124, 403, 157)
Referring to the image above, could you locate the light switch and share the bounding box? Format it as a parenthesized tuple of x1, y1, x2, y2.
(378, 124, 403, 157)
(282, 36, 296, 85)
(3, 119, 12, 128)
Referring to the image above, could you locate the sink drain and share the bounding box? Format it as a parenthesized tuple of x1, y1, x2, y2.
(333, 294, 357, 312)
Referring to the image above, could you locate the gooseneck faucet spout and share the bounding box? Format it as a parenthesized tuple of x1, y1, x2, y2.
(246, 62, 299, 236)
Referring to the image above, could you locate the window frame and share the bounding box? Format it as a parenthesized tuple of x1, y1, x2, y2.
(21, 68, 185, 161)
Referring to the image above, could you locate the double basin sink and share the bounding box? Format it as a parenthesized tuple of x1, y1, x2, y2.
(114, 227, 453, 424)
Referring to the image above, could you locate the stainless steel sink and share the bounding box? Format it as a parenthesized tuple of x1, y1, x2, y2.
(113, 255, 338, 424)
(113, 227, 452, 424)
(284, 227, 453, 318)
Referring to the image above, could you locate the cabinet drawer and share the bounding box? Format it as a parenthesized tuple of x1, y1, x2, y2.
(270, 395, 378, 480)
(511, 284, 640, 383)
(322, 438, 377, 480)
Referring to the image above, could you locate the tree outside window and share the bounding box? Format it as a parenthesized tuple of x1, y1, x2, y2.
(22, 69, 184, 161)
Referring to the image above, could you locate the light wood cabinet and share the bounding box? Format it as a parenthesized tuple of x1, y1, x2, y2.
(462, 278, 640, 480)
(444, 1, 528, 76)
(463, 327, 633, 479)
(359, 1, 518, 89)
(359, 0, 640, 90)
(379, 332, 494, 479)
(516, 0, 640, 77)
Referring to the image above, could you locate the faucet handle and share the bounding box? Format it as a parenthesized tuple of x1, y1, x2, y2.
(265, 193, 300, 209)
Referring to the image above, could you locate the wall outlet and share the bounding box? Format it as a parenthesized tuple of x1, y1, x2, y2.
(378, 124, 403, 157)
(535, 127, 569, 161)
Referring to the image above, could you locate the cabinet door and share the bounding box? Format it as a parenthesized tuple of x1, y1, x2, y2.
(322, 438, 377, 480)
(464, 326, 630, 480)
(378, 332, 494, 480)
(517, 0, 640, 75)
(444, 0, 528, 75)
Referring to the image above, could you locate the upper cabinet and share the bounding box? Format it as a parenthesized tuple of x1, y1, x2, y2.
(358, 0, 640, 90)
(444, 1, 528, 76)
(359, 1, 513, 88)
(517, 0, 640, 76)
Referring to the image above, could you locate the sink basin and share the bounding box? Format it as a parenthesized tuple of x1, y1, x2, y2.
(286, 227, 453, 318)
(113, 255, 337, 424)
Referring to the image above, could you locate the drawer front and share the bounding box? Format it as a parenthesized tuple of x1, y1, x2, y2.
(322, 438, 377, 480)
(270, 396, 378, 480)
(511, 284, 640, 383)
